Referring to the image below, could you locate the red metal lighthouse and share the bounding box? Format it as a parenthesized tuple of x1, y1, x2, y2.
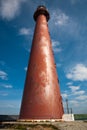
(19, 6, 64, 120)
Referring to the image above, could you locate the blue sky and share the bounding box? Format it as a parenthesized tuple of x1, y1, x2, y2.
(0, 0, 87, 115)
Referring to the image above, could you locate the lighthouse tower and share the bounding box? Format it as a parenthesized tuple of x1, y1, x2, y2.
(19, 6, 64, 120)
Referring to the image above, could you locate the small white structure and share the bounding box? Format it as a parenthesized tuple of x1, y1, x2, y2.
(62, 114, 74, 121)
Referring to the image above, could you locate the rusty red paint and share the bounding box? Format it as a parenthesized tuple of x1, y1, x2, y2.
(19, 6, 64, 120)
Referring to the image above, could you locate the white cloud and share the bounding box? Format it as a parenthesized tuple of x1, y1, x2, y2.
(53, 48, 62, 53)
(3, 84, 13, 88)
(56, 63, 61, 68)
(52, 40, 62, 53)
(19, 27, 32, 35)
(7, 104, 16, 108)
(69, 85, 85, 95)
(70, 0, 80, 5)
(2, 93, 8, 96)
(69, 86, 80, 92)
(66, 82, 73, 86)
(76, 95, 87, 100)
(0, 99, 21, 109)
(0, 91, 8, 96)
(69, 100, 79, 107)
(50, 8, 81, 41)
(24, 67, 27, 71)
(61, 93, 68, 98)
(71, 0, 76, 4)
(66, 64, 87, 81)
(0, 70, 8, 80)
(0, 84, 13, 88)
(0, 61, 5, 66)
(0, 0, 26, 20)
(74, 90, 85, 95)
(51, 10, 69, 26)
(52, 40, 60, 47)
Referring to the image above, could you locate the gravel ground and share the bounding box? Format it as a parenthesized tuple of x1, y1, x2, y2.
(0, 121, 87, 130)
(53, 121, 87, 130)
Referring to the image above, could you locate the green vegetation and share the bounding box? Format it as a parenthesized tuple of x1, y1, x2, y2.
(15, 124, 59, 130)
(1, 123, 60, 130)
(15, 124, 26, 130)
(74, 114, 87, 120)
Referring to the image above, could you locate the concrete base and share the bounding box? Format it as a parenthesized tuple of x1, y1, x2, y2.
(18, 119, 63, 122)
(62, 114, 74, 121)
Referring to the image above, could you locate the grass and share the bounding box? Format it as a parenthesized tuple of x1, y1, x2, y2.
(74, 114, 87, 120)
(1, 123, 60, 130)
(16, 124, 59, 130)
